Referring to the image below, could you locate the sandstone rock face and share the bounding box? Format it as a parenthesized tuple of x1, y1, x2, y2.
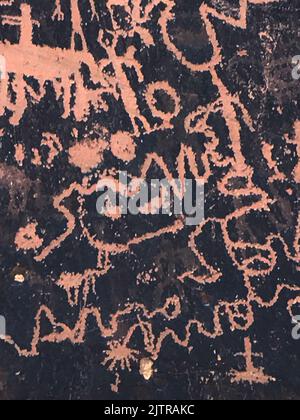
(0, 0, 299, 400)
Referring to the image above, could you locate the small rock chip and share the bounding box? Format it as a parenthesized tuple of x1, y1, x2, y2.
(140, 358, 154, 381)
(14, 274, 25, 283)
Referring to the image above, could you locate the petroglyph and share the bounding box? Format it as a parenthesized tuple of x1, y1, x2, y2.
(0, 0, 298, 395)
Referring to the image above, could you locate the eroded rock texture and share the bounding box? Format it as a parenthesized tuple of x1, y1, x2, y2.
(0, 0, 299, 400)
